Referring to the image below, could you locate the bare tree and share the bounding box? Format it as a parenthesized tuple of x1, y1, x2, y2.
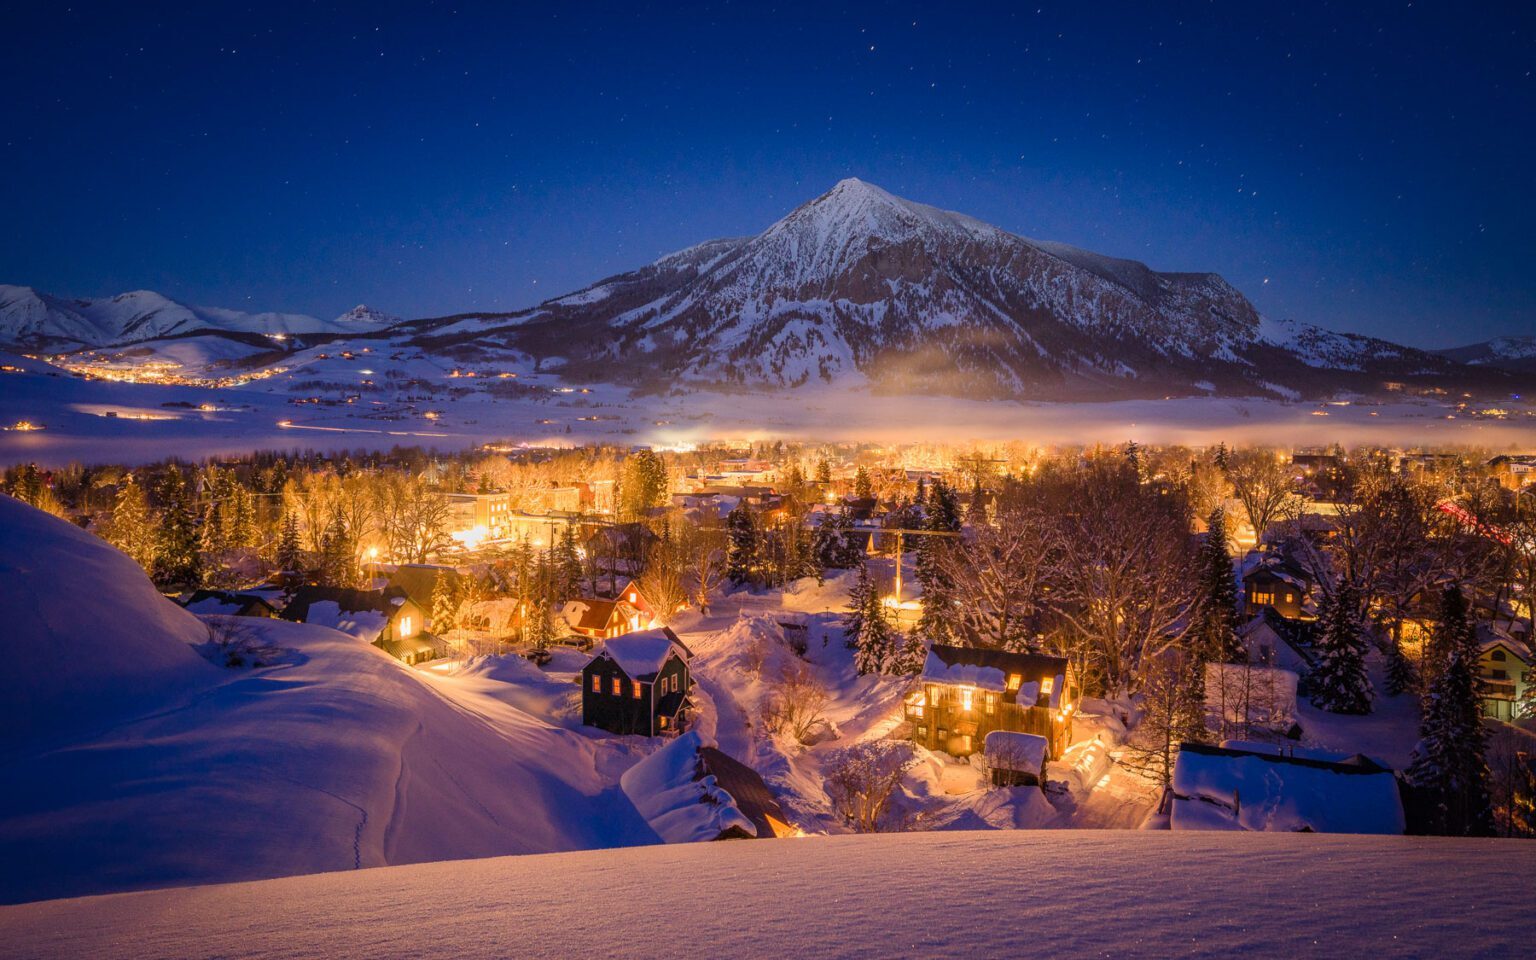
(638, 529, 689, 624)
(1224, 448, 1299, 543)
(378, 474, 451, 563)
(938, 503, 1055, 651)
(678, 519, 729, 613)
(204, 617, 283, 668)
(824, 741, 916, 833)
(761, 659, 831, 744)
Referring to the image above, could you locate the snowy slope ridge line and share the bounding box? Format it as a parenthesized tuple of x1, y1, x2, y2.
(3, 832, 1533, 959)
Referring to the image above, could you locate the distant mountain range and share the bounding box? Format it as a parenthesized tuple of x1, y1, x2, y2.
(0, 285, 395, 351)
(1433, 336, 1536, 376)
(2, 180, 1523, 401)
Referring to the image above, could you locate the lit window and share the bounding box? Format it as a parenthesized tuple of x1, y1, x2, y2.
(960, 687, 974, 712)
(961, 735, 972, 752)
(985, 692, 997, 715)
(1006, 674, 1022, 692)
(628, 592, 637, 603)
(399, 615, 413, 636)
(659, 716, 668, 730)
(591, 675, 601, 693)
(612, 677, 623, 696)
(633, 680, 643, 698)
(1041, 677, 1055, 697)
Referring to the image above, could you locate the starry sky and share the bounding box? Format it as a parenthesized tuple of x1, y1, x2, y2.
(2, 1, 1532, 347)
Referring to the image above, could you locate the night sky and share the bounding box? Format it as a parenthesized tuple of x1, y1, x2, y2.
(3, 2, 1531, 347)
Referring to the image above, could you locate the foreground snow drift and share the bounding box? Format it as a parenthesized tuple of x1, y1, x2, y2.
(3, 831, 1532, 959)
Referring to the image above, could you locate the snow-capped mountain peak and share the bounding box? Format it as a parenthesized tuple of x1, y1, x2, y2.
(334, 304, 399, 326)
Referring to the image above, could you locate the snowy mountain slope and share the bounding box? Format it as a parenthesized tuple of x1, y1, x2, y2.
(1435, 334, 1536, 374)
(413, 179, 1488, 400)
(0, 497, 662, 905)
(0, 284, 394, 351)
(5, 832, 1534, 958)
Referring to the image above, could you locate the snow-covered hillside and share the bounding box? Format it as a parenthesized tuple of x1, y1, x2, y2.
(0, 284, 393, 350)
(1436, 334, 1536, 374)
(0, 496, 663, 904)
(4, 832, 1533, 959)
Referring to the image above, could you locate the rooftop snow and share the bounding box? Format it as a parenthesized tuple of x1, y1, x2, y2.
(1171, 743, 1404, 834)
(599, 628, 684, 679)
(619, 730, 756, 843)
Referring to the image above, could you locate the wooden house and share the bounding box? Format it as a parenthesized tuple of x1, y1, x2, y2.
(1477, 625, 1533, 722)
(581, 627, 693, 736)
(984, 731, 1048, 787)
(1241, 551, 1313, 620)
(905, 645, 1078, 759)
(1239, 608, 1319, 675)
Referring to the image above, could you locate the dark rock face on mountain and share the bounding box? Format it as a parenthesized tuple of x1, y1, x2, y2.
(413, 179, 1492, 400)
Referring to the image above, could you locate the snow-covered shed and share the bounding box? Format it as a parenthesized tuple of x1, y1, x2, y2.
(179, 589, 278, 619)
(280, 586, 429, 660)
(1168, 741, 1405, 835)
(621, 731, 793, 843)
(983, 731, 1049, 787)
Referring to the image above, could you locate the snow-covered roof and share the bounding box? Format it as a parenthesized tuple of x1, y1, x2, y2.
(302, 601, 390, 643)
(1170, 742, 1404, 835)
(921, 645, 1070, 707)
(982, 731, 1047, 776)
(596, 628, 686, 679)
(620, 731, 757, 843)
(182, 595, 249, 616)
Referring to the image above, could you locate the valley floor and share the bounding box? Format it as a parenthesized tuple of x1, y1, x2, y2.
(3, 831, 1532, 959)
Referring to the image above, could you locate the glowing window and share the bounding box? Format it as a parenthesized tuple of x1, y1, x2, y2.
(1041, 677, 1055, 697)
(612, 677, 623, 696)
(1006, 674, 1022, 692)
(633, 680, 643, 698)
(399, 615, 413, 637)
(591, 675, 601, 693)
(960, 688, 974, 712)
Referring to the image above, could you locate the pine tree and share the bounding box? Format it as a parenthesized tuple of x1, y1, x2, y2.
(618, 450, 669, 520)
(965, 477, 986, 524)
(1407, 587, 1494, 836)
(154, 468, 202, 588)
(106, 475, 158, 573)
(850, 564, 895, 675)
(1123, 440, 1143, 480)
(888, 629, 927, 675)
(915, 479, 961, 648)
(844, 561, 873, 649)
(1309, 582, 1374, 714)
(726, 505, 757, 584)
(430, 572, 460, 635)
(276, 510, 303, 573)
(853, 466, 873, 501)
(528, 601, 558, 652)
(815, 457, 832, 487)
(1384, 639, 1420, 697)
(554, 523, 582, 599)
(1191, 508, 1243, 662)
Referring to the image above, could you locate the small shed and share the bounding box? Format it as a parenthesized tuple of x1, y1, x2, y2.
(984, 731, 1048, 787)
(620, 730, 793, 842)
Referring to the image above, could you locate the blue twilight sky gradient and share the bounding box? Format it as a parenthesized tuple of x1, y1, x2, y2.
(1, 1, 1532, 347)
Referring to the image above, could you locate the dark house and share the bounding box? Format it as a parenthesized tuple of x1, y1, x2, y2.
(281, 585, 434, 663)
(180, 590, 279, 619)
(581, 627, 693, 736)
(906, 645, 1079, 759)
(1242, 551, 1314, 620)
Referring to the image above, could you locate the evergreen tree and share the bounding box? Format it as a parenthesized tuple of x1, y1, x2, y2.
(815, 457, 832, 487)
(1123, 440, 1143, 480)
(430, 572, 460, 635)
(726, 505, 757, 584)
(843, 561, 874, 649)
(276, 510, 303, 572)
(1384, 639, 1420, 697)
(914, 479, 961, 647)
(154, 468, 202, 588)
(1407, 587, 1495, 836)
(965, 477, 986, 525)
(1213, 442, 1230, 472)
(1191, 508, 1243, 662)
(888, 628, 927, 676)
(913, 476, 927, 507)
(106, 475, 158, 573)
(1309, 582, 1374, 714)
(853, 466, 873, 501)
(528, 601, 559, 652)
(849, 564, 895, 675)
(554, 523, 582, 599)
(317, 515, 353, 587)
(618, 450, 669, 520)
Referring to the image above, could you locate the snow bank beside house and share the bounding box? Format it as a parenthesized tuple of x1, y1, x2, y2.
(620, 730, 757, 843)
(8, 832, 1532, 959)
(0, 494, 213, 749)
(302, 599, 389, 642)
(1170, 743, 1405, 834)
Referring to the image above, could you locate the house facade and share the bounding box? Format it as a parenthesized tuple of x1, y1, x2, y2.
(1477, 631, 1533, 722)
(905, 645, 1078, 759)
(1242, 553, 1312, 620)
(581, 627, 693, 736)
(280, 586, 432, 662)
